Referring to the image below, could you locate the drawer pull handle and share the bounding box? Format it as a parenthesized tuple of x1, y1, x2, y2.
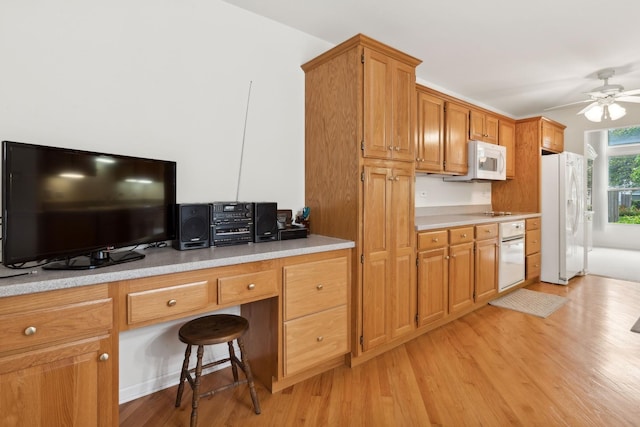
(432, 238, 438, 242)
(316, 284, 324, 290)
(461, 233, 467, 238)
(167, 299, 177, 307)
(247, 283, 256, 290)
(485, 229, 491, 233)
(317, 336, 324, 342)
(24, 326, 37, 336)
(99, 353, 110, 362)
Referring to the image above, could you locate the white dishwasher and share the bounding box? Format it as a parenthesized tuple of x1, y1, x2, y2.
(499, 220, 525, 291)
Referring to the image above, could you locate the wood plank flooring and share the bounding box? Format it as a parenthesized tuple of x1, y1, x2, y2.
(119, 275, 640, 426)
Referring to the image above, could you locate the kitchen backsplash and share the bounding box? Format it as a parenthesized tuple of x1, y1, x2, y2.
(415, 174, 491, 208)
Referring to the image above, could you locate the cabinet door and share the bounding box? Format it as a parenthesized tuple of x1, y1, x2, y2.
(475, 238, 499, 302)
(391, 61, 416, 161)
(389, 166, 416, 338)
(416, 91, 445, 172)
(469, 109, 485, 141)
(0, 337, 113, 427)
(444, 102, 469, 174)
(449, 242, 474, 314)
(485, 114, 499, 144)
(362, 166, 392, 350)
(363, 49, 393, 160)
(417, 247, 449, 327)
(499, 120, 516, 178)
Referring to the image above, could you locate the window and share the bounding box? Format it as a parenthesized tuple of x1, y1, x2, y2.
(607, 126, 640, 224)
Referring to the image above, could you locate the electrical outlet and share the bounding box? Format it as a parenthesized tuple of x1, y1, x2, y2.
(419, 191, 428, 199)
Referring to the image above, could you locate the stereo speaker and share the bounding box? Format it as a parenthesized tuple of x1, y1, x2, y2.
(173, 204, 210, 250)
(253, 202, 278, 243)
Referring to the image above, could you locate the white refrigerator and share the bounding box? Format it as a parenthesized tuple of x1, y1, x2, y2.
(541, 152, 585, 285)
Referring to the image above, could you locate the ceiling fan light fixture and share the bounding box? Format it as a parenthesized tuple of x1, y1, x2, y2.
(584, 104, 603, 122)
(608, 102, 626, 120)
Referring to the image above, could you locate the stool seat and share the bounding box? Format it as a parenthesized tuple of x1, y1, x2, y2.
(175, 314, 261, 427)
(179, 314, 248, 346)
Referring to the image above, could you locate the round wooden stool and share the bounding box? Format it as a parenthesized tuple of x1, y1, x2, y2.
(174, 314, 261, 427)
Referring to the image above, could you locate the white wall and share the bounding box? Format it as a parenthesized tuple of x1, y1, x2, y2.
(0, 0, 332, 403)
(0, 0, 331, 209)
(544, 105, 640, 250)
(415, 174, 491, 208)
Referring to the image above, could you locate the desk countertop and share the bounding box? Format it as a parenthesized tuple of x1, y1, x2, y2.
(0, 235, 355, 298)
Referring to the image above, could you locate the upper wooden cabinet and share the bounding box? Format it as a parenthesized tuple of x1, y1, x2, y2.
(541, 120, 565, 153)
(361, 45, 419, 161)
(499, 119, 516, 179)
(415, 88, 470, 175)
(415, 89, 445, 172)
(470, 109, 499, 144)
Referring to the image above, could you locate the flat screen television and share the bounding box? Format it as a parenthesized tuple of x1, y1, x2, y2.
(2, 141, 177, 270)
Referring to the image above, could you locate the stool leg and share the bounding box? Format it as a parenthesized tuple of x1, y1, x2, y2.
(237, 337, 261, 414)
(228, 341, 239, 383)
(190, 345, 205, 427)
(175, 344, 192, 407)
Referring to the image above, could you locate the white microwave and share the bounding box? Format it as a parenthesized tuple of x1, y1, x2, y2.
(444, 140, 506, 181)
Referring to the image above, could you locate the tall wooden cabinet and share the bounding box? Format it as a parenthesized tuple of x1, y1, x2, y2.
(302, 34, 421, 361)
(492, 116, 566, 214)
(499, 119, 516, 179)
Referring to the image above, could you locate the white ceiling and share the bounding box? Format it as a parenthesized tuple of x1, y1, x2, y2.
(222, 0, 640, 119)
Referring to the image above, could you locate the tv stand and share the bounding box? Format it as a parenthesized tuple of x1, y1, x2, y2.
(43, 250, 145, 270)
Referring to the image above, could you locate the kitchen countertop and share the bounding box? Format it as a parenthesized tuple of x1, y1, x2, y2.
(0, 234, 355, 298)
(415, 212, 540, 231)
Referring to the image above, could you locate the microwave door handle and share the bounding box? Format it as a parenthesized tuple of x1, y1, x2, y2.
(499, 151, 505, 173)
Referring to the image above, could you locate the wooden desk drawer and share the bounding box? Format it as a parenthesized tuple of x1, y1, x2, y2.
(284, 304, 348, 376)
(0, 299, 112, 354)
(526, 229, 541, 256)
(417, 230, 448, 250)
(283, 257, 348, 321)
(449, 226, 474, 245)
(526, 217, 541, 230)
(475, 223, 498, 240)
(127, 281, 209, 325)
(527, 252, 541, 279)
(218, 270, 278, 305)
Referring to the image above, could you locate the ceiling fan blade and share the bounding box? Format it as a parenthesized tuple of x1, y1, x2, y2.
(619, 88, 640, 96)
(616, 96, 640, 104)
(577, 101, 599, 115)
(544, 99, 592, 111)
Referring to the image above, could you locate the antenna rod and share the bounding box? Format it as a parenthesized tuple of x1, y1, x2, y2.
(236, 80, 252, 202)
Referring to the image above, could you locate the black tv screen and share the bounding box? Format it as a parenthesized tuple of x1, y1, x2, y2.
(2, 141, 177, 269)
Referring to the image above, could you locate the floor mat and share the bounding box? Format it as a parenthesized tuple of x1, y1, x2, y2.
(489, 288, 568, 318)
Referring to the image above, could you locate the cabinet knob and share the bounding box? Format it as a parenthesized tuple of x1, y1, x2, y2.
(394, 176, 400, 181)
(317, 336, 324, 342)
(316, 284, 324, 290)
(388, 145, 394, 151)
(247, 283, 256, 290)
(462, 233, 467, 238)
(394, 146, 400, 151)
(485, 229, 491, 233)
(99, 353, 110, 362)
(432, 237, 438, 242)
(24, 326, 37, 336)
(167, 299, 177, 307)
(445, 255, 450, 260)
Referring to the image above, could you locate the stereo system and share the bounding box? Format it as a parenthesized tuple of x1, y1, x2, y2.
(174, 201, 304, 250)
(210, 202, 254, 247)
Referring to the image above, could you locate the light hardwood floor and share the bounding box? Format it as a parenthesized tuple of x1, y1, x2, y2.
(119, 275, 640, 426)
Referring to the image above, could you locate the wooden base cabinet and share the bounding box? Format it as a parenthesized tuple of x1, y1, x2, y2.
(474, 223, 499, 303)
(526, 217, 542, 280)
(0, 285, 115, 427)
(417, 230, 449, 327)
(448, 227, 475, 315)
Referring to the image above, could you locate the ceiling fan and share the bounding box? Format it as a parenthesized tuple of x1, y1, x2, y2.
(545, 69, 640, 122)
